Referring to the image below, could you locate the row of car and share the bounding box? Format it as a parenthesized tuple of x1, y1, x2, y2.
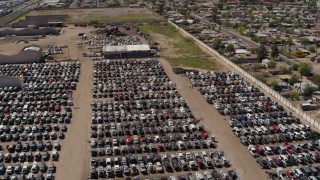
(0, 162, 56, 180)
(89, 150, 232, 178)
(0, 62, 80, 179)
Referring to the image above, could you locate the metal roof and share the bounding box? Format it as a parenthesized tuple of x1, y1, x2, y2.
(104, 44, 150, 53)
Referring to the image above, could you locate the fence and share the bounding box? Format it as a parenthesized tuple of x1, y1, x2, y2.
(168, 21, 320, 130)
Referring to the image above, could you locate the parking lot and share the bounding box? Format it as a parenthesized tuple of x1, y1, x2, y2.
(186, 70, 320, 179)
(88, 59, 239, 179)
(0, 62, 80, 179)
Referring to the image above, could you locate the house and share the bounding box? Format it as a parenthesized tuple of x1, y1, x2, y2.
(255, 33, 269, 38)
(235, 49, 250, 54)
(261, 59, 271, 67)
(293, 81, 318, 91)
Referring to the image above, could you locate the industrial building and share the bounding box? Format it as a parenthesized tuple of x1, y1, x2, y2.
(0, 28, 59, 37)
(103, 44, 152, 59)
(11, 15, 67, 28)
(0, 46, 43, 65)
(0, 76, 23, 89)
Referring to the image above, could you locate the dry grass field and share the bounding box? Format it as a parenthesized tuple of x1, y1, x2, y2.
(10, 7, 163, 24)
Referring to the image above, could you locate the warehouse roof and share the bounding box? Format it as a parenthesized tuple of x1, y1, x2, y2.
(0, 75, 23, 89)
(127, 45, 150, 51)
(0, 28, 59, 37)
(104, 44, 150, 53)
(0, 50, 43, 65)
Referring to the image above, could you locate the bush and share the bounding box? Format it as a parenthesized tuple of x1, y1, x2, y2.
(279, 66, 290, 74)
(288, 76, 300, 85)
(308, 46, 316, 53)
(292, 64, 299, 71)
(312, 74, 320, 87)
(255, 73, 267, 83)
(267, 61, 277, 68)
(88, 20, 99, 26)
(299, 63, 312, 76)
(289, 90, 300, 101)
(303, 84, 316, 96)
(269, 79, 279, 90)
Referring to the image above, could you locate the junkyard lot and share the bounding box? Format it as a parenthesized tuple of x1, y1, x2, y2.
(0, 26, 269, 179)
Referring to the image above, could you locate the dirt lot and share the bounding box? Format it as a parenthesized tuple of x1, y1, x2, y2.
(13, 7, 162, 23)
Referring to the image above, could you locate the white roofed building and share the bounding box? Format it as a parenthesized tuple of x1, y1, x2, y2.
(103, 44, 152, 59)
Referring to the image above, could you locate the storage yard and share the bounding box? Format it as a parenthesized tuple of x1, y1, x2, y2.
(0, 20, 319, 180)
(186, 70, 320, 179)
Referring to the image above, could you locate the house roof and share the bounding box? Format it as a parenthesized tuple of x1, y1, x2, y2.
(235, 49, 249, 54)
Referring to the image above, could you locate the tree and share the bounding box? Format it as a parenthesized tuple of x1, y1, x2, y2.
(267, 61, 277, 68)
(288, 76, 300, 85)
(216, 3, 223, 10)
(312, 74, 320, 87)
(285, 38, 294, 52)
(271, 44, 279, 57)
(299, 38, 310, 45)
(292, 63, 299, 71)
(279, 66, 289, 75)
(236, 26, 246, 35)
(212, 38, 224, 50)
(256, 44, 268, 61)
(157, 3, 165, 15)
(181, 20, 189, 26)
(270, 79, 279, 90)
(225, 44, 235, 53)
(303, 84, 315, 96)
(289, 90, 300, 100)
(299, 63, 313, 76)
(308, 46, 316, 53)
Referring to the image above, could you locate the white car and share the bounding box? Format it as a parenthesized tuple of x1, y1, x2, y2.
(204, 171, 213, 180)
(196, 171, 205, 180)
(214, 103, 220, 109)
(248, 145, 258, 157)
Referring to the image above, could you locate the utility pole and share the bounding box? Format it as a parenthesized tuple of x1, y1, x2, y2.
(67, 45, 70, 60)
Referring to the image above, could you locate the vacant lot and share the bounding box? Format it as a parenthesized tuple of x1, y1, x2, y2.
(138, 22, 219, 71)
(11, 7, 162, 24)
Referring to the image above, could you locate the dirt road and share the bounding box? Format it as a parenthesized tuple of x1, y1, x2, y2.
(55, 57, 92, 180)
(159, 59, 268, 180)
